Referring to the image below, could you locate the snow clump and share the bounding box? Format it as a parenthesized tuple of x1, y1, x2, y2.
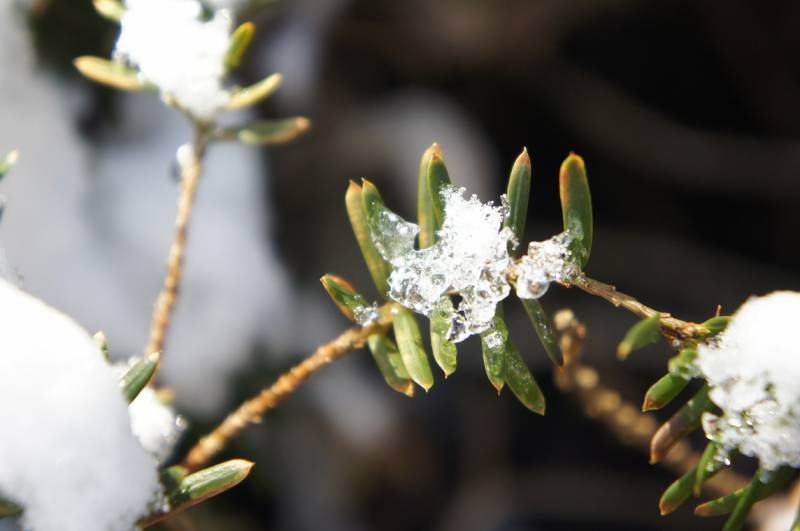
(115, 0, 233, 120)
(124, 373, 186, 463)
(0, 279, 162, 531)
(697, 291, 800, 471)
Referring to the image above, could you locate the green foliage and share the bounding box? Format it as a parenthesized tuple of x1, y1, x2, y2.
(694, 467, 794, 519)
(520, 298, 563, 366)
(73, 56, 153, 92)
(700, 315, 730, 336)
(502, 149, 564, 368)
(144, 460, 255, 527)
(480, 309, 509, 393)
(224, 22, 255, 72)
(119, 352, 160, 403)
(224, 117, 311, 145)
(617, 313, 662, 360)
(367, 334, 414, 397)
(168, 460, 253, 507)
(503, 149, 531, 247)
(416, 146, 458, 376)
(319, 274, 373, 323)
(392, 307, 434, 391)
(659, 464, 698, 515)
(345, 181, 391, 297)
(417, 143, 450, 249)
(559, 153, 593, 269)
(642, 372, 689, 411)
(667, 347, 698, 375)
(650, 385, 712, 464)
(504, 339, 545, 414)
(226, 73, 283, 111)
(694, 442, 725, 497)
(657, 441, 727, 515)
(429, 297, 458, 377)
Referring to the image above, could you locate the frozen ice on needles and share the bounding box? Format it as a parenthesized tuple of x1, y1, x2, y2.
(371, 185, 579, 342)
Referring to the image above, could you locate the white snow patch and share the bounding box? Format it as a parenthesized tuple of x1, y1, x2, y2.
(697, 291, 800, 471)
(116, 0, 233, 120)
(0, 279, 161, 531)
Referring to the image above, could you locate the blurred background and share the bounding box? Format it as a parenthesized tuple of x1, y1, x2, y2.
(2, 0, 800, 529)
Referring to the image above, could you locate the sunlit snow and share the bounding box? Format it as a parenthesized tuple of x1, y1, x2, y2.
(697, 291, 800, 471)
(0, 279, 161, 531)
(116, 0, 233, 120)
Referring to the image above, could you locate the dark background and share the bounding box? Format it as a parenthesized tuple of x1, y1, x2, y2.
(24, 0, 800, 529)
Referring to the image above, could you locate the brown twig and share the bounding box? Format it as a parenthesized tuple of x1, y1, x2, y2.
(568, 275, 706, 338)
(182, 303, 396, 471)
(145, 127, 212, 361)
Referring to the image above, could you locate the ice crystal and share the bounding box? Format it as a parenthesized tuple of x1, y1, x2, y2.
(482, 329, 505, 351)
(352, 302, 380, 326)
(115, 0, 233, 120)
(372, 186, 515, 342)
(696, 291, 800, 471)
(514, 231, 579, 299)
(0, 279, 161, 531)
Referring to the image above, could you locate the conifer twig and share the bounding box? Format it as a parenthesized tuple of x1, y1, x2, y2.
(145, 126, 212, 361)
(182, 303, 397, 471)
(568, 275, 705, 337)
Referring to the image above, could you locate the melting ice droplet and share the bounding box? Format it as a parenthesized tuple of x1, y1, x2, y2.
(514, 231, 579, 300)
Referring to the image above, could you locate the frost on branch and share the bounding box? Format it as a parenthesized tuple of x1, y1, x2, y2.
(0, 279, 161, 531)
(371, 185, 579, 342)
(696, 291, 800, 471)
(115, 0, 233, 120)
